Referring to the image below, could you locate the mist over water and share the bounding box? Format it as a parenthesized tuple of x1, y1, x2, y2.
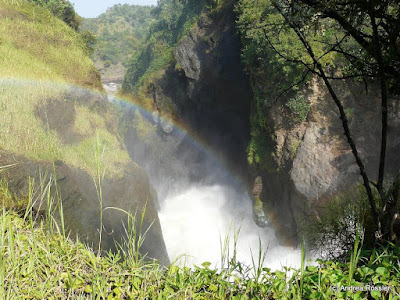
(109, 90, 302, 270)
(158, 183, 301, 270)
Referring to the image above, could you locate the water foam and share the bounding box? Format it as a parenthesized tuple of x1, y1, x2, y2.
(101, 81, 304, 270)
(158, 184, 302, 270)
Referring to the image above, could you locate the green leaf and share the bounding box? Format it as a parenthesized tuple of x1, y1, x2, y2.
(375, 267, 388, 276)
(371, 290, 381, 299)
(307, 266, 318, 272)
(372, 275, 381, 284)
(329, 274, 339, 283)
(275, 270, 286, 279)
(353, 293, 363, 300)
(361, 267, 374, 276)
(310, 291, 322, 299)
(209, 284, 218, 292)
(84, 285, 93, 294)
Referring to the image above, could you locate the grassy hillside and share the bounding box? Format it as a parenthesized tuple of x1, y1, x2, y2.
(0, 0, 130, 178)
(81, 4, 155, 82)
(0, 0, 100, 88)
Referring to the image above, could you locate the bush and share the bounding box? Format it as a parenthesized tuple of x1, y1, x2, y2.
(301, 186, 376, 262)
(31, 0, 81, 30)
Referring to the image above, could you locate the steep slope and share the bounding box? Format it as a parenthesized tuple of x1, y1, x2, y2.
(0, 0, 168, 264)
(122, 0, 251, 178)
(0, 0, 99, 88)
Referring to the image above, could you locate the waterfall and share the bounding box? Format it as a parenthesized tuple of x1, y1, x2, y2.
(105, 85, 302, 270)
(159, 184, 301, 269)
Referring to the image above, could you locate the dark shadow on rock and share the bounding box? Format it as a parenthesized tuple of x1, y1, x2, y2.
(0, 150, 169, 266)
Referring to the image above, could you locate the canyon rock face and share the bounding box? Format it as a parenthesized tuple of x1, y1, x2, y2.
(124, 3, 400, 246)
(256, 77, 400, 244)
(142, 3, 252, 178)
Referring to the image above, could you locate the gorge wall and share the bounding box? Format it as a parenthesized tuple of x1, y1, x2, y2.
(254, 77, 400, 244)
(123, 2, 400, 246)
(145, 4, 252, 178)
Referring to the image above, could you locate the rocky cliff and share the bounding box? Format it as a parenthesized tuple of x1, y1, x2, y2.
(132, 2, 252, 180)
(123, 1, 400, 246)
(248, 75, 400, 245)
(251, 77, 400, 244)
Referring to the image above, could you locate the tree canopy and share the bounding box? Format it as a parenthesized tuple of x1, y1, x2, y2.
(236, 0, 400, 246)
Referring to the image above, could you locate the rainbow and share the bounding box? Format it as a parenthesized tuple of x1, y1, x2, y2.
(0, 78, 295, 249)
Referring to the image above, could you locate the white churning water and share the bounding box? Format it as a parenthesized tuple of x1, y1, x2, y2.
(158, 184, 302, 270)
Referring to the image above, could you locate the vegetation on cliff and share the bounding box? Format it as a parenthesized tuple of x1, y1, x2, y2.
(30, 0, 82, 30)
(81, 4, 155, 81)
(236, 0, 400, 248)
(236, 0, 345, 172)
(122, 0, 209, 97)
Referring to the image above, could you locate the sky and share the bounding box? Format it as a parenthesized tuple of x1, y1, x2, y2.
(71, 0, 158, 18)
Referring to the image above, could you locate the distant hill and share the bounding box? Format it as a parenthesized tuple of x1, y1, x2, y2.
(81, 4, 155, 82)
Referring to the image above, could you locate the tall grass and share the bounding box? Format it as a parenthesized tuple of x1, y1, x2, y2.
(104, 205, 153, 266)
(0, 177, 400, 298)
(93, 133, 106, 254)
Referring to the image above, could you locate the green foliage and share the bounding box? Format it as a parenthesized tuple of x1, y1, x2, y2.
(1, 203, 400, 299)
(235, 0, 346, 171)
(80, 30, 96, 56)
(123, 0, 208, 94)
(81, 4, 155, 75)
(302, 186, 375, 262)
(286, 93, 310, 123)
(236, 0, 310, 105)
(247, 133, 277, 172)
(295, 0, 400, 95)
(150, 0, 208, 43)
(0, 180, 27, 212)
(30, 0, 81, 30)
